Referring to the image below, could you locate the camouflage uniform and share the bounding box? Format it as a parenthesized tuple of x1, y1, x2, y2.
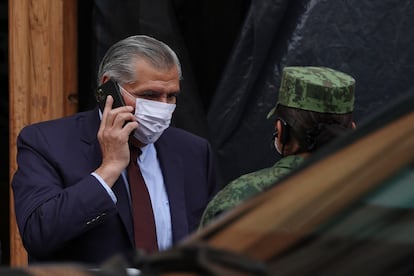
(199, 155, 305, 228)
(200, 66, 356, 228)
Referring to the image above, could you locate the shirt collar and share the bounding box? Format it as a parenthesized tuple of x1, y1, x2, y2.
(138, 143, 154, 162)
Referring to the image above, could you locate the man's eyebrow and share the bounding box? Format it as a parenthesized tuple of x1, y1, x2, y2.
(138, 90, 180, 94)
(136, 90, 180, 98)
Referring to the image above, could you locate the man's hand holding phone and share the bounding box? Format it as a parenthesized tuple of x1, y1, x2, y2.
(95, 95, 138, 187)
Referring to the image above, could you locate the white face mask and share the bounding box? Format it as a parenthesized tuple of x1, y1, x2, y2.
(133, 98, 176, 144)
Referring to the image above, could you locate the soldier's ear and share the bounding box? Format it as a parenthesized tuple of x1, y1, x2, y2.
(351, 121, 356, 129)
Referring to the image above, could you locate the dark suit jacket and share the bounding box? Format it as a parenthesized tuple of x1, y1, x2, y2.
(11, 108, 221, 265)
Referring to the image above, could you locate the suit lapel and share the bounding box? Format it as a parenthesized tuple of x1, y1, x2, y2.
(79, 108, 101, 166)
(156, 131, 189, 243)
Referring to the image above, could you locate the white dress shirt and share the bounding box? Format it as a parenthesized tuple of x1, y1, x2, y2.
(92, 143, 172, 251)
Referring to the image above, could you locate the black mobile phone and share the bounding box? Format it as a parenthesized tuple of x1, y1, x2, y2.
(96, 79, 126, 112)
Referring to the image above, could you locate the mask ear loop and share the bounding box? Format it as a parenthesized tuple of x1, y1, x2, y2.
(272, 119, 287, 157)
(271, 130, 281, 156)
(278, 117, 289, 157)
(271, 130, 278, 147)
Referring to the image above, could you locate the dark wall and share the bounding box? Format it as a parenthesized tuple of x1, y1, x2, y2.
(207, 0, 414, 184)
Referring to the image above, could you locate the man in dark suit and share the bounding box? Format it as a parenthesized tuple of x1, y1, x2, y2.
(11, 35, 221, 265)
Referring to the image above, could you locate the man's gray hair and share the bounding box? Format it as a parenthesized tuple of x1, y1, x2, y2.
(97, 35, 182, 86)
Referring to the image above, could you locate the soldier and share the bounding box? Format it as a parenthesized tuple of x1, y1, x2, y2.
(200, 66, 356, 227)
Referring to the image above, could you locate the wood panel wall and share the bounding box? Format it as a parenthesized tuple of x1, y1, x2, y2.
(9, 0, 78, 266)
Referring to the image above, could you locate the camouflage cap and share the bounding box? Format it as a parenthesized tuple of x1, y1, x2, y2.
(267, 66, 355, 118)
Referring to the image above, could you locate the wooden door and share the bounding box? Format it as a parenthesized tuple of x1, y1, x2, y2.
(9, 0, 78, 266)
